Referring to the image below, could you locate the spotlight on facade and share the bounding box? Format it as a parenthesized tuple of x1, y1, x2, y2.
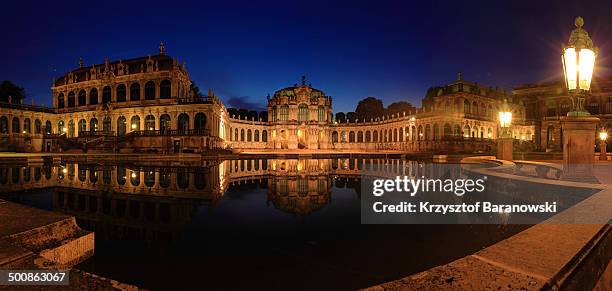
(562, 17, 597, 116)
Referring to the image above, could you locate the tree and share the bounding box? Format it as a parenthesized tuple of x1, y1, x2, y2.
(355, 97, 385, 120)
(386, 101, 415, 116)
(227, 108, 238, 118)
(0, 81, 26, 104)
(259, 111, 268, 122)
(346, 112, 358, 122)
(190, 82, 204, 98)
(247, 110, 258, 121)
(335, 112, 346, 123)
(238, 109, 249, 120)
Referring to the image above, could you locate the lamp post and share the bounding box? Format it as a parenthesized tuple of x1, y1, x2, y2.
(599, 131, 608, 161)
(497, 99, 513, 161)
(560, 17, 600, 181)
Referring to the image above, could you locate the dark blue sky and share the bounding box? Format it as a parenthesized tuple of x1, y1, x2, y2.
(2, 0, 611, 112)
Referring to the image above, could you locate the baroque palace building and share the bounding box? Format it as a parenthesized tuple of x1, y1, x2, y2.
(1, 44, 610, 154)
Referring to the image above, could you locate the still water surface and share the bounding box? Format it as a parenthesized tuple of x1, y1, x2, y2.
(0, 158, 538, 290)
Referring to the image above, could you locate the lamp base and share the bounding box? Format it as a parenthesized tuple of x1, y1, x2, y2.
(560, 116, 599, 182)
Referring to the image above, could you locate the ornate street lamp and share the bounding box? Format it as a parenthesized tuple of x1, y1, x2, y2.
(599, 131, 608, 161)
(559, 17, 600, 182)
(497, 99, 513, 161)
(562, 17, 597, 116)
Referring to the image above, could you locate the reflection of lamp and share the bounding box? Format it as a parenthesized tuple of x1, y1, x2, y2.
(600, 131, 608, 161)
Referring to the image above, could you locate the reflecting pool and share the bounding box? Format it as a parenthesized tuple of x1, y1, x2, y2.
(0, 158, 535, 290)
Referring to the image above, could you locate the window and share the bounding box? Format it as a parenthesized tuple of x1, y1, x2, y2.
(145, 81, 155, 100)
(117, 116, 126, 136)
(34, 119, 42, 134)
(89, 88, 98, 105)
(271, 106, 277, 121)
(194, 113, 206, 131)
(78, 90, 86, 106)
(130, 83, 140, 101)
(68, 92, 75, 107)
(90, 118, 98, 132)
(318, 106, 325, 121)
(102, 86, 111, 103)
(247, 129, 252, 141)
(178, 113, 189, 131)
(103, 117, 111, 132)
(280, 105, 289, 121)
(116, 85, 126, 102)
(160, 114, 171, 131)
(131, 116, 140, 131)
(23, 118, 31, 133)
(12, 117, 19, 133)
(44, 120, 51, 134)
(254, 130, 259, 142)
(160, 80, 171, 99)
(298, 104, 309, 122)
(78, 119, 86, 133)
(463, 99, 470, 114)
(262, 130, 267, 142)
(57, 93, 65, 108)
(145, 115, 155, 131)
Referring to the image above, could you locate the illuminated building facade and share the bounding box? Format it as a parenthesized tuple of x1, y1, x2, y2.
(12, 45, 612, 154)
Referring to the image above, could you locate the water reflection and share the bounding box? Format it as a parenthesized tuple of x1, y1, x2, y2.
(0, 158, 543, 290)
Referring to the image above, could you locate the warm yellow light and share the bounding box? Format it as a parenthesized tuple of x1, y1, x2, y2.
(62, 168, 68, 174)
(131, 172, 136, 178)
(563, 48, 577, 90)
(600, 131, 608, 141)
(579, 49, 595, 90)
(487, 133, 492, 138)
(131, 124, 137, 129)
(563, 47, 596, 91)
(297, 130, 303, 137)
(499, 111, 512, 128)
(22, 130, 26, 134)
(62, 127, 67, 132)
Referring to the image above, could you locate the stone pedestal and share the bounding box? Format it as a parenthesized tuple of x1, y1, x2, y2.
(560, 116, 599, 182)
(496, 137, 513, 161)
